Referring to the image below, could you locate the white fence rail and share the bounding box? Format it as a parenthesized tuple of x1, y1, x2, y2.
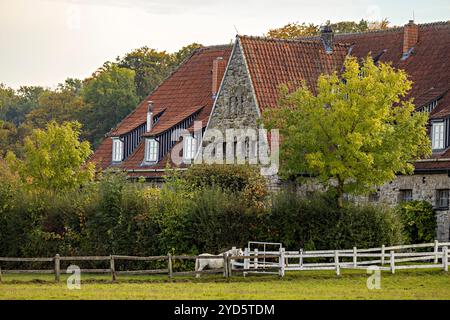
(231, 240, 450, 277)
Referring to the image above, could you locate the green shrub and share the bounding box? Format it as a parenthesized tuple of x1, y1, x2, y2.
(184, 187, 265, 253)
(396, 200, 436, 244)
(266, 191, 404, 250)
(180, 164, 269, 209)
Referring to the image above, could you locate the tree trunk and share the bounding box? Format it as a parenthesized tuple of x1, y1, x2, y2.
(335, 176, 344, 209)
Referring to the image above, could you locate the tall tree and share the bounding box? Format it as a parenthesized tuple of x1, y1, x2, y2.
(0, 120, 18, 157)
(81, 63, 139, 147)
(5, 121, 94, 191)
(267, 19, 391, 39)
(0, 85, 46, 125)
(117, 43, 202, 99)
(171, 43, 203, 67)
(25, 80, 84, 129)
(263, 56, 431, 207)
(117, 47, 172, 99)
(267, 22, 319, 38)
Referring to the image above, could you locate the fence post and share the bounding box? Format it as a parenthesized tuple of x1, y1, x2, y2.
(434, 240, 439, 264)
(110, 255, 116, 282)
(443, 247, 448, 272)
(381, 245, 385, 265)
(254, 249, 259, 270)
(168, 253, 173, 280)
(231, 247, 236, 272)
(390, 250, 395, 274)
(243, 248, 249, 277)
(227, 254, 232, 278)
(334, 251, 340, 276)
(299, 249, 303, 268)
(223, 253, 228, 278)
(353, 247, 357, 268)
(54, 254, 60, 282)
(279, 248, 285, 277)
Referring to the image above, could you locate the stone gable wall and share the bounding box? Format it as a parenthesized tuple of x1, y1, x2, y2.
(207, 41, 260, 133)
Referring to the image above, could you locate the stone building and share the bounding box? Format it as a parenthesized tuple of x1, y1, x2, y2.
(91, 21, 450, 241)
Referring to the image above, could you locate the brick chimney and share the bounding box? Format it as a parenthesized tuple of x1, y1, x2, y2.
(320, 25, 334, 54)
(146, 100, 153, 132)
(212, 57, 226, 99)
(403, 20, 419, 56)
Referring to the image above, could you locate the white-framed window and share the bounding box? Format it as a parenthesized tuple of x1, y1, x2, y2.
(432, 121, 445, 150)
(112, 138, 124, 162)
(436, 189, 449, 209)
(145, 138, 158, 162)
(183, 135, 197, 161)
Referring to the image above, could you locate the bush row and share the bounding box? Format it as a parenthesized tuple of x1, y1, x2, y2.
(0, 164, 436, 259)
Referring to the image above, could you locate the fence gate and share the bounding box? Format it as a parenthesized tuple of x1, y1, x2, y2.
(240, 241, 283, 276)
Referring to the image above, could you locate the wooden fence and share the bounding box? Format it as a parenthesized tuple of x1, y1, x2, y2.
(0, 241, 449, 282)
(235, 240, 450, 276)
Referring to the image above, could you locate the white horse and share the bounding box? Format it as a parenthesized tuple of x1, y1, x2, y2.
(195, 248, 243, 278)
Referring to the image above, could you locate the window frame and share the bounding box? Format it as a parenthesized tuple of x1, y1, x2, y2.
(183, 135, 197, 162)
(436, 189, 449, 209)
(431, 121, 445, 150)
(111, 137, 124, 162)
(398, 189, 413, 203)
(144, 138, 159, 163)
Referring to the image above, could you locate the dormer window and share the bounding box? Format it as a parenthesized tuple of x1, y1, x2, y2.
(112, 138, 124, 162)
(145, 138, 158, 162)
(183, 135, 197, 162)
(432, 121, 445, 150)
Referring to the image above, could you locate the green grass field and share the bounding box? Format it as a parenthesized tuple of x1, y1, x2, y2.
(0, 269, 449, 300)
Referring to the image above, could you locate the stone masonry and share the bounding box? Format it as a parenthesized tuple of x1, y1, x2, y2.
(207, 40, 260, 134)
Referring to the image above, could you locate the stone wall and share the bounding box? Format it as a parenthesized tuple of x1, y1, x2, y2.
(277, 173, 450, 241)
(375, 173, 450, 241)
(207, 40, 260, 133)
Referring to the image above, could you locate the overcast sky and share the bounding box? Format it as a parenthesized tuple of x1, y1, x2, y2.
(1, 0, 449, 89)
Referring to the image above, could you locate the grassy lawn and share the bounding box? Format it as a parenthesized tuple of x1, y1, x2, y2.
(0, 269, 449, 300)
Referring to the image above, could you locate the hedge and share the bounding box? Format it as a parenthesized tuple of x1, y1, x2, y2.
(0, 167, 406, 260)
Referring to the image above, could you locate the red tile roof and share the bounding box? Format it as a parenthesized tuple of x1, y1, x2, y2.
(92, 22, 450, 175)
(334, 22, 450, 115)
(334, 22, 450, 170)
(90, 45, 232, 173)
(239, 36, 351, 113)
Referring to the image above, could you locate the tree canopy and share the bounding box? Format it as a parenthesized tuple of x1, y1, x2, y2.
(5, 121, 95, 191)
(262, 56, 431, 207)
(267, 19, 391, 39)
(81, 63, 140, 147)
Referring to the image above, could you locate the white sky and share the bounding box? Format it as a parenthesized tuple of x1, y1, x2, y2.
(1, 0, 449, 89)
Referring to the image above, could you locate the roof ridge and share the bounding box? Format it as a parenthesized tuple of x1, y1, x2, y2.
(287, 21, 450, 40)
(197, 44, 233, 51)
(238, 34, 350, 47)
(334, 20, 450, 37)
(418, 21, 450, 28)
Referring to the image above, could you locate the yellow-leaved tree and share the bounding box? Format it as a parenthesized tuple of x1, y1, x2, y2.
(6, 121, 94, 191)
(263, 56, 431, 207)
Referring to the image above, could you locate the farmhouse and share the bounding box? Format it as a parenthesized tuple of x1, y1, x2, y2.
(91, 20, 450, 241)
